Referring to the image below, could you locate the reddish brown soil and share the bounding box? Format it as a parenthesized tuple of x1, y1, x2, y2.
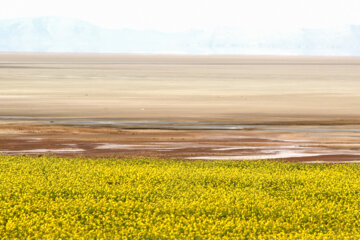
(1, 123, 360, 163)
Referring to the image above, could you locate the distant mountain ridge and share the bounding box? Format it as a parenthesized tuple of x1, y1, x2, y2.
(0, 17, 360, 55)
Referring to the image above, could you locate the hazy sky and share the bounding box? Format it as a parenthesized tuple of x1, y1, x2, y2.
(1, 0, 360, 31)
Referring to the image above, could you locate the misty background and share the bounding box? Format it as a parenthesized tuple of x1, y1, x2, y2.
(1, 0, 360, 55)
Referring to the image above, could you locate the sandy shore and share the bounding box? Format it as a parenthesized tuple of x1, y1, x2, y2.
(1, 54, 360, 161)
(1, 54, 360, 123)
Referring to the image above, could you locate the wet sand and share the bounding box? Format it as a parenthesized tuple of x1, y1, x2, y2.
(1, 122, 360, 163)
(1, 54, 360, 162)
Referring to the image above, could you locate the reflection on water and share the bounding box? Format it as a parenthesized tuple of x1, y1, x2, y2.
(0, 148, 85, 154)
(263, 127, 360, 133)
(1, 116, 359, 133)
(188, 151, 324, 160)
(304, 160, 360, 164)
(307, 134, 360, 138)
(2, 116, 360, 162)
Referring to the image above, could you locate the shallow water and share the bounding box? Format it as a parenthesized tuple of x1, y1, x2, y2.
(213, 145, 304, 151)
(187, 151, 322, 160)
(303, 160, 360, 164)
(0, 148, 85, 154)
(263, 127, 360, 133)
(1, 116, 360, 162)
(0, 117, 259, 130)
(187, 151, 360, 160)
(95, 144, 154, 150)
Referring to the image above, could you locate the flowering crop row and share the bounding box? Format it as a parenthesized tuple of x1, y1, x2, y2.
(1, 156, 360, 239)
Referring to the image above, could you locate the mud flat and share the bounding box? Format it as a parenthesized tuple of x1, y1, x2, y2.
(1, 122, 360, 162)
(1, 54, 360, 162)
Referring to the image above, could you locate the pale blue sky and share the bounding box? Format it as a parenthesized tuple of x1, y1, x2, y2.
(1, 0, 360, 31)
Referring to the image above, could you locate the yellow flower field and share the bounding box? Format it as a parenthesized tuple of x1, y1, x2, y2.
(1, 156, 360, 239)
